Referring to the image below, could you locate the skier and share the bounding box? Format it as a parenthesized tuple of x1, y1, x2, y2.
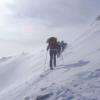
(47, 37, 58, 70)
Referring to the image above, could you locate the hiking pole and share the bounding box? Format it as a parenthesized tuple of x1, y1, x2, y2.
(61, 53, 64, 65)
(44, 51, 48, 71)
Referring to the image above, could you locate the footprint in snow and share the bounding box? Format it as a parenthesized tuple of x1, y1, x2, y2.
(24, 96, 30, 100)
(35, 93, 53, 100)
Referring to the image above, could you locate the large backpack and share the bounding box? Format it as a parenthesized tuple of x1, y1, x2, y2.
(47, 37, 58, 49)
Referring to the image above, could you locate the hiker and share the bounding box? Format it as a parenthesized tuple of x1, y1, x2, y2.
(60, 41, 64, 52)
(57, 41, 61, 58)
(60, 41, 67, 52)
(47, 37, 58, 70)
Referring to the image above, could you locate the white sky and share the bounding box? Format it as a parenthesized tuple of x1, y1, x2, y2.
(0, 0, 100, 57)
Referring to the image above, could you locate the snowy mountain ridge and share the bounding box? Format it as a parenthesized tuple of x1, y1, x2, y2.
(0, 19, 100, 100)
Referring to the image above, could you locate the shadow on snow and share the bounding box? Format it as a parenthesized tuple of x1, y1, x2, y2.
(57, 60, 90, 69)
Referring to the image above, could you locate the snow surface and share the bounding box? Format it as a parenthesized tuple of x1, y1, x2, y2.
(0, 20, 100, 100)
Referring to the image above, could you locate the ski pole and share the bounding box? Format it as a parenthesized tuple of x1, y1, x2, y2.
(44, 51, 48, 71)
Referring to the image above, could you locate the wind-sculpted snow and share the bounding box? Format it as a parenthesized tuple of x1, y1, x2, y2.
(0, 19, 100, 100)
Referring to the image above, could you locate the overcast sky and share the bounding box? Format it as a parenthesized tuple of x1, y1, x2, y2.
(0, 0, 100, 56)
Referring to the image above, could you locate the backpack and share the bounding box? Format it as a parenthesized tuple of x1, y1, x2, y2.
(47, 37, 58, 49)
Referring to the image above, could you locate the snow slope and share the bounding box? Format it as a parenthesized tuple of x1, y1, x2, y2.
(0, 19, 100, 100)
